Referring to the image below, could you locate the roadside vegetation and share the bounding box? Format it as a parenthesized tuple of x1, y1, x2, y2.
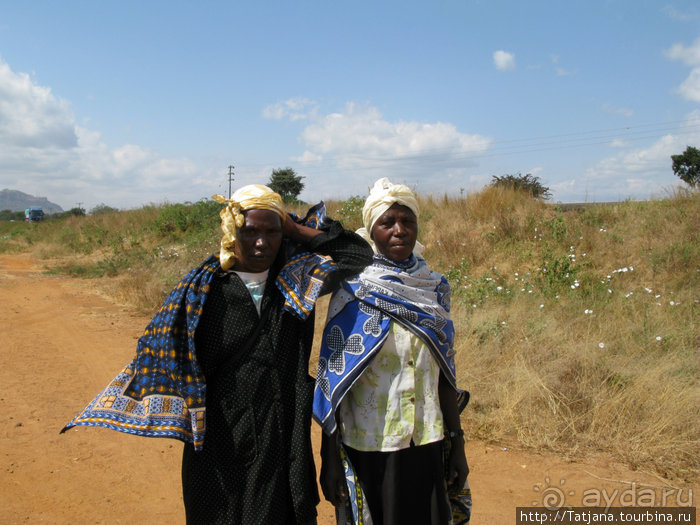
(1, 187, 697, 481)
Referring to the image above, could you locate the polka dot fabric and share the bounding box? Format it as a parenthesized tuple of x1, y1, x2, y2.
(182, 271, 320, 524)
(181, 225, 373, 524)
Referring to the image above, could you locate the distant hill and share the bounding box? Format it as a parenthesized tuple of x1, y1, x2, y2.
(0, 189, 64, 214)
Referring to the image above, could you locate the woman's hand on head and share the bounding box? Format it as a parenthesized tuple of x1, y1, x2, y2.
(282, 214, 323, 243)
(282, 214, 298, 238)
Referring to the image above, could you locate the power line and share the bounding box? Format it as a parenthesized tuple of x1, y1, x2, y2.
(487, 118, 700, 145)
(230, 117, 700, 175)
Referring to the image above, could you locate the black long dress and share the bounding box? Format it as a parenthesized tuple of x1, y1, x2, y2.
(181, 223, 372, 525)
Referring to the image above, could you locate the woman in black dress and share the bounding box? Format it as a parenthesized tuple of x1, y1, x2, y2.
(64, 184, 373, 524)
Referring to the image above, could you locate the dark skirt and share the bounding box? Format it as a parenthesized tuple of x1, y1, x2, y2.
(344, 441, 451, 525)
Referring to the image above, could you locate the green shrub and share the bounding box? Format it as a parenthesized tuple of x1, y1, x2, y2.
(490, 173, 552, 199)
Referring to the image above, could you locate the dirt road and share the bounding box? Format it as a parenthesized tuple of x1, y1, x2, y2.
(0, 255, 695, 524)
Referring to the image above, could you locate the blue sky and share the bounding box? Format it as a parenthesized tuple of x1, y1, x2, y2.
(1, 1, 699, 211)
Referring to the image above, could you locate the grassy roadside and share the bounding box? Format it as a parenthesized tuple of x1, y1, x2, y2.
(2, 189, 698, 481)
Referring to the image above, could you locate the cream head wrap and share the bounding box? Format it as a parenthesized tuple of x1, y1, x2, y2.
(358, 177, 423, 255)
(211, 184, 287, 271)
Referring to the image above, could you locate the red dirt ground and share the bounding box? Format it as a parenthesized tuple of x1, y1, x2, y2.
(0, 255, 695, 524)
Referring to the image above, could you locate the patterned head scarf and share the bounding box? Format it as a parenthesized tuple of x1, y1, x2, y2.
(212, 184, 287, 271)
(358, 177, 422, 255)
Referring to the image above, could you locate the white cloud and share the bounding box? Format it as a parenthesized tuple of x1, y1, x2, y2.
(555, 67, 575, 77)
(609, 139, 629, 148)
(665, 36, 700, 102)
(570, 111, 700, 201)
(0, 60, 76, 148)
(291, 150, 322, 163)
(662, 5, 700, 22)
(551, 55, 575, 77)
(677, 68, 700, 101)
(666, 37, 700, 65)
(493, 50, 516, 71)
(262, 97, 317, 121)
(279, 103, 492, 200)
(0, 58, 204, 210)
(602, 104, 634, 118)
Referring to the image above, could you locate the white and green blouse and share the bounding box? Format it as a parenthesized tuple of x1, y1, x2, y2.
(337, 320, 444, 452)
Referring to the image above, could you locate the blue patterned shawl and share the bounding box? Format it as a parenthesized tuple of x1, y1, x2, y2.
(313, 253, 456, 436)
(63, 204, 336, 450)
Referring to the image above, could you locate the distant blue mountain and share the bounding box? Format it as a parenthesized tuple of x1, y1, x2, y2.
(0, 189, 64, 214)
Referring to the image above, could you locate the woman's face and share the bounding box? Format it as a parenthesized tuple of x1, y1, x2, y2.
(233, 209, 283, 273)
(371, 203, 418, 262)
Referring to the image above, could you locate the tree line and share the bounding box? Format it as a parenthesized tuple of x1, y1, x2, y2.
(2, 146, 697, 221)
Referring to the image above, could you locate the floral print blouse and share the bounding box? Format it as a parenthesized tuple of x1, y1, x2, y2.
(337, 321, 444, 452)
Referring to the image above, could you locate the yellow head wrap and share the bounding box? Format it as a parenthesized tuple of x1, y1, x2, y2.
(211, 184, 287, 271)
(357, 177, 422, 255)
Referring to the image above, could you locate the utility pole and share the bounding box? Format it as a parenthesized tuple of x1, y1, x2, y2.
(227, 165, 235, 199)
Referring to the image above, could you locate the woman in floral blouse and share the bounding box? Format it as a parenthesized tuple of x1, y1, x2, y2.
(313, 178, 469, 525)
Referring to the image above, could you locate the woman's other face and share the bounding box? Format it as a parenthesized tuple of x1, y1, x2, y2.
(371, 203, 418, 262)
(233, 209, 284, 273)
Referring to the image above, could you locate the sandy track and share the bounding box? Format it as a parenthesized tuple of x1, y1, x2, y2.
(0, 255, 695, 524)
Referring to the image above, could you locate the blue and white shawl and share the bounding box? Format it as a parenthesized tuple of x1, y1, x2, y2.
(312, 253, 456, 436)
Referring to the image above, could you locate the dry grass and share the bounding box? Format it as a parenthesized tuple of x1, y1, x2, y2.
(429, 188, 699, 481)
(1, 188, 698, 481)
